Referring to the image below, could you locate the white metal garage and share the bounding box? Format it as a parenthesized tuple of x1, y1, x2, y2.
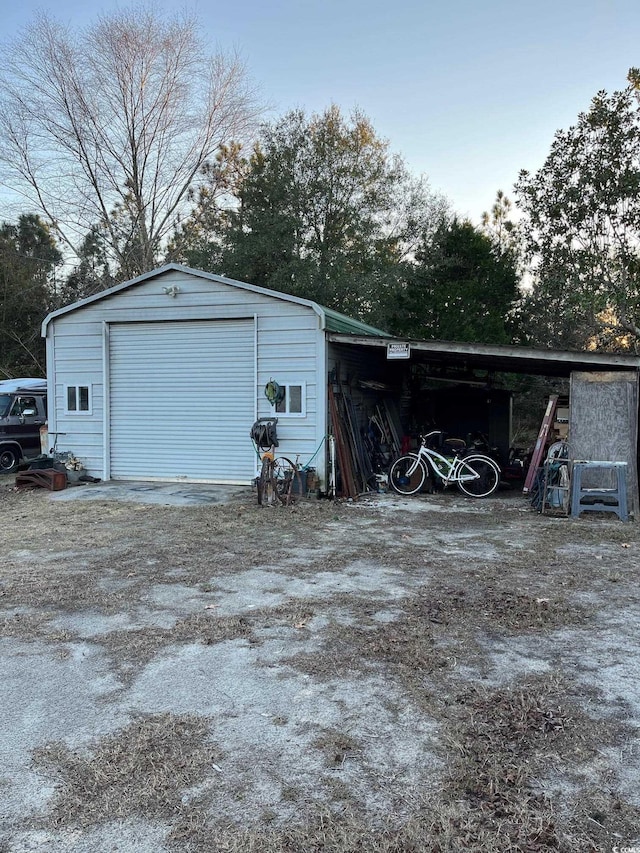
(42, 265, 336, 485)
(108, 319, 255, 482)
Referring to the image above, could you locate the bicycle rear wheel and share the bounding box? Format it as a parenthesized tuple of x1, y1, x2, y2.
(273, 456, 302, 505)
(456, 455, 500, 498)
(389, 454, 427, 495)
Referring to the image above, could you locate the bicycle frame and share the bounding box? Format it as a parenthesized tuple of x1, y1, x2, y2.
(409, 445, 462, 485)
(407, 433, 484, 485)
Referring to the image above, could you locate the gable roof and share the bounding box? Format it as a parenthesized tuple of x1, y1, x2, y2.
(41, 263, 390, 336)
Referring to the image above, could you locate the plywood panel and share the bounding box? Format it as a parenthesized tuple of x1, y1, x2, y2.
(569, 371, 639, 517)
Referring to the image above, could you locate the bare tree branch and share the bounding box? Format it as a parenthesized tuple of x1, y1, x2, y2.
(0, 7, 262, 279)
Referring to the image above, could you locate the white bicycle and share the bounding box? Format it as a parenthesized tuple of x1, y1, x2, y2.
(389, 431, 501, 498)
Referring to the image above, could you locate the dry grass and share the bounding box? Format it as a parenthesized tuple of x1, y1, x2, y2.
(32, 713, 222, 827)
(3, 483, 640, 852)
(284, 586, 587, 691)
(160, 679, 639, 853)
(81, 599, 318, 683)
(437, 681, 574, 850)
(0, 609, 75, 642)
(98, 615, 255, 683)
(167, 797, 587, 852)
(428, 678, 640, 852)
(405, 585, 588, 632)
(312, 728, 361, 768)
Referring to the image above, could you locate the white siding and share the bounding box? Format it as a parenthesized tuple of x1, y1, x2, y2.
(47, 269, 327, 484)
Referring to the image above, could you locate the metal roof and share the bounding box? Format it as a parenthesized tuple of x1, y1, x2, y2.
(327, 333, 640, 378)
(42, 264, 334, 333)
(41, 264, 393, 338)
(322, 307, 389, 337)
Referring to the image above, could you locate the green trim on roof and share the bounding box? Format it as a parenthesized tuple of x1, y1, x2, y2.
(322, 306, 390, 337)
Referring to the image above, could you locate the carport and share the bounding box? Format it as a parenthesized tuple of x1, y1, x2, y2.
(326, 333, 640, 515)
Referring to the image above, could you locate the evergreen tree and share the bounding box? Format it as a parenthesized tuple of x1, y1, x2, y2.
(515, 72, 640, 349)
(388, 218, 518, 344)
(176, 106, 447, 323)
(0, 214, 61, 376)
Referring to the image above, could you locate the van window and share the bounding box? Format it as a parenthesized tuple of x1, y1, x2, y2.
(0, 394, 11, 418)
(10, 396, 38, 416)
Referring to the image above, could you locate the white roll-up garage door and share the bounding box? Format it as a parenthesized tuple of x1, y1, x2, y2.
(109, 320, 255, 482)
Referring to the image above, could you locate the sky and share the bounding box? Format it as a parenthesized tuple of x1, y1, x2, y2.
(2, 0, 640, 224)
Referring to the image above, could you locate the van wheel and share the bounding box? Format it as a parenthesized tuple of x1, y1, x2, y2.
(0, 447, 19, 473)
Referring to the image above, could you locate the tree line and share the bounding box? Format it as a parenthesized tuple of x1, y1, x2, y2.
(0, 7, 638, 377)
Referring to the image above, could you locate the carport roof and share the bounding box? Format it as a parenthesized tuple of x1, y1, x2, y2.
(327, 332, 640, 378)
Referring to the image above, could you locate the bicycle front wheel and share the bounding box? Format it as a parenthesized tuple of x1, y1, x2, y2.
(456, 455, 500, 498)
(389, 454, 427, 495)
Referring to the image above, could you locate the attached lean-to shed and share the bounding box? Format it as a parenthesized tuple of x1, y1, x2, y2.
(42, 264, 381, 487)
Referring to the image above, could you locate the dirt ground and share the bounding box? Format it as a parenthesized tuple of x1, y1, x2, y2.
(1, 476, 640, 853)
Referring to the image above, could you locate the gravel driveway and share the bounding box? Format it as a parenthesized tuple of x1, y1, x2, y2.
(1, 478, 640, 852)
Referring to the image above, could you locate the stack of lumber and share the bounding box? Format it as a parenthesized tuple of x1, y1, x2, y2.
(328, 385, 366, 497)
(329, 387, 403, 498)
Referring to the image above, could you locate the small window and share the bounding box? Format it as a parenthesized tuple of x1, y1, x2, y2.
(275, 383, 306, 417)
(65, 384, 92, 415)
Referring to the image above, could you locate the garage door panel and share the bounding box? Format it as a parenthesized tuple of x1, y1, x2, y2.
(109, 320, 255, 482)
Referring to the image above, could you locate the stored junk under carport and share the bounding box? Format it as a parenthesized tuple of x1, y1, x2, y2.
(326, 333, 640, 517)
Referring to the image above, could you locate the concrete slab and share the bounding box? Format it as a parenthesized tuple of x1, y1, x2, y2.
(49, 480, 249, 507)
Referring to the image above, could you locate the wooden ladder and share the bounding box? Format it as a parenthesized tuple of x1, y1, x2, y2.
(523, 394, 559, 495)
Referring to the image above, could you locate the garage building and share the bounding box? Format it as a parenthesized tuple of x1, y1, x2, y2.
(43, 263, 640, 513)
(42, 264, 383, 487)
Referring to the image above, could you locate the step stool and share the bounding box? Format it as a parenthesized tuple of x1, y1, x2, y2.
(570, 461, 628, 521)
